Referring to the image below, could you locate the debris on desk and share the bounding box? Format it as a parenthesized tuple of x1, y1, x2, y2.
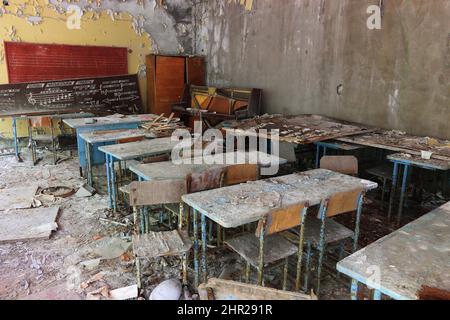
(140, 113, 188, 138)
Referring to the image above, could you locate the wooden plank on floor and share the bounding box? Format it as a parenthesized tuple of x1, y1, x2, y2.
(0, 186, 39, 211)
(198, 278, 316, 300)
(0, 206, 59, 243)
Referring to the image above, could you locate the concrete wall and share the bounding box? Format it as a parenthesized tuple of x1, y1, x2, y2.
(194, 0, 450, 139)
(0, 0, 194, 138)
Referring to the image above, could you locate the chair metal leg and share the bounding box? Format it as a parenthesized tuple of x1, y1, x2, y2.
(337, 240, 346, 280)
(182, 252, 188, 286)
(303, 242, 312, 292)
(245, 261, 251, 283)
(136, 257, 142, 289)
(295, 207, 308, 291)
(178, 202, 184, 230)
(316, 203, 327, 296)
(282, 257, 289, 291)
(133, 206, 139, 234)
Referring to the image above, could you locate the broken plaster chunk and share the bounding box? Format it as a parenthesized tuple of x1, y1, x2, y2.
(109, 284, 138, 300)
(80, 258, 101, 270)
(150, 279, 182, 300)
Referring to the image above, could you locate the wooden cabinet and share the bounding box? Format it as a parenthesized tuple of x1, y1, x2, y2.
(146, 55, 205, 115)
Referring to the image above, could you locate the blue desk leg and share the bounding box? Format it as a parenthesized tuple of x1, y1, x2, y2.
(373, 290, 382, 300)
(85, 141, 93, 187)
(105, 154, 112, 209)
(193, 209, 199, 288)
(397, 164, 410, 225)
(12, 117, 20, 161)
(111, 155, 117, 212)
(388, 162, 399, 221)
(351, 279, 359, 300)
(201, 213, 207, 284)
(315, 144, 321, 168)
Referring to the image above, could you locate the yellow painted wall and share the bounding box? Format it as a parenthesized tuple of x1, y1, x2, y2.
(0, 0, 153, 138)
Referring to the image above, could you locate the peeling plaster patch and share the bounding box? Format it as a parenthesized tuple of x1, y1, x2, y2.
(27, 15, 43, 25)
(137, 64, 146, 78)
(228, 0, 253, 11)
(47, 0, 194, 54)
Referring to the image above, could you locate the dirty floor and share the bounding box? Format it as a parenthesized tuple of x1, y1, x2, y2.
(0, 149, 443, 300)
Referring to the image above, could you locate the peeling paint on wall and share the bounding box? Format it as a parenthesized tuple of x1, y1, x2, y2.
(228, 0, 253, 11)
(0, 0, 194, 138)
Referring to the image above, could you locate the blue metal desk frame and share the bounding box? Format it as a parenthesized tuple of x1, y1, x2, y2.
(387, 156, 450, 225)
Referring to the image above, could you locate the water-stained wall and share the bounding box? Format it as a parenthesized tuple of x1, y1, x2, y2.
(194, 0, 450, 139)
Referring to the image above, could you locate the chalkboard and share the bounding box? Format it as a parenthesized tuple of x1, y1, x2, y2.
(0, 74, 142, 117)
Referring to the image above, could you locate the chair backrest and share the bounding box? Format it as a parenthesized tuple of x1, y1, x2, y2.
(142, 154, 170, 164)
(186, 167, 226, 194)
(223, 164, 259, 186)
(320, 156, 358, 176)
(256, 202, 308, 236)
(322, 188, 363, 218)
(129, 180, 187, 207)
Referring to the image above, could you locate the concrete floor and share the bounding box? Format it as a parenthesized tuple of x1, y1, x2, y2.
(0, 148, 443, 300)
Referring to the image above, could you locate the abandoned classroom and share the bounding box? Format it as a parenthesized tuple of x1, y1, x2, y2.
(0, 0, 449, 302)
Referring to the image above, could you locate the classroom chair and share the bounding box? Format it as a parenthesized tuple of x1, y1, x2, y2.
(129, 180, 191, 290)
(225, 202, 309, 291)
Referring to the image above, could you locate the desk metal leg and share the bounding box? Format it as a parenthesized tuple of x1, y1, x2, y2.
(105, 155, 112, 209)
(193, 209, 199, 288)
(12, 117, 20, 161)
(50, 118, 57, 165)
(397, 164, 410, 225)
(373, 289, 382, 300)
(85, 141, 92, 187)
(443, 170, 449, 199)
(315, 145, 321, 168)
(28, 119, 36, 165)
(111, 156, 117, 212)
(351, 279, 359, 300)
(388, 162, 399, 221)
(201, 213, 207, 284)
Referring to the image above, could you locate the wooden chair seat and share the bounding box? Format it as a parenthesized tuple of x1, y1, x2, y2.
(366, 164, 393, 180)
(225, 233, 298, 268)
(282, 216, 354, 247)
(163, 203, 180, 215)
(132, 230, 192, 259)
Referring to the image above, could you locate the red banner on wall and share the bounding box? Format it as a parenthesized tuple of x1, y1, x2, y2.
(4, 42, 128, 84)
